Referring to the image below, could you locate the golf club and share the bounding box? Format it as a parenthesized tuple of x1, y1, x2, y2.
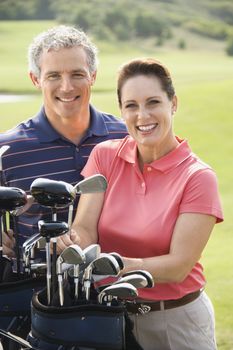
(22, 233, 46, 275)
(74, 174, 107, 194)
(113, 273, 149, 289)
(0, 186, 27, 277)
(68, 175, 108, 228)
(38, 220, 69, 305)
(83, 253, 120, 301)
(30, 178, 76, 208)
(56, 244, 85, 306)
(122, 270, 154, 288)
(98, 282, 138, 305)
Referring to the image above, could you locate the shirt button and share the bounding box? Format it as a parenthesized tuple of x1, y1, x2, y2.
(147, 167, 152, 171)
(76, 147, 79, 152)
(141, 182, 145, 187)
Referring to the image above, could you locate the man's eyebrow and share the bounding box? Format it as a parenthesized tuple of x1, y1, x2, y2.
(45, 70, 59, 75)
(72, 69, 87, 73)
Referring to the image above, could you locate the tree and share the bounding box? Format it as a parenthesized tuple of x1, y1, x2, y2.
(134, 13, 171, 39)
(226, 36, 233, 56)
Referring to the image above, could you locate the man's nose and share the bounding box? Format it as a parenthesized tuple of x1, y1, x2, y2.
(60, 77, 74, 92)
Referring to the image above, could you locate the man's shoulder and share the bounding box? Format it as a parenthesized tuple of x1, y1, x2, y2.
(94, 108, 127, 131)
(0, 118, 35, 141)
(0, 116, 39, 152)
(101, 111, 123, 123)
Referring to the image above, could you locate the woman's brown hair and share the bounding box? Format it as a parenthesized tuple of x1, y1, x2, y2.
(117, 58, 175, 107)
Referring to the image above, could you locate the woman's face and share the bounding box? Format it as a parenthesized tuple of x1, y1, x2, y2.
(120, 75, 177, 151)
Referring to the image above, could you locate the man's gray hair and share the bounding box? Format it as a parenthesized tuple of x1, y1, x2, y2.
(28, 25, 98, 77)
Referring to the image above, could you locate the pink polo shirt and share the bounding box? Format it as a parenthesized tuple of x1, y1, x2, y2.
(82, 136, 223, 301)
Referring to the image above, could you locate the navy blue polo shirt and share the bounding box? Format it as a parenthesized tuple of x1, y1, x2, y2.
(0, 105, 127, 245)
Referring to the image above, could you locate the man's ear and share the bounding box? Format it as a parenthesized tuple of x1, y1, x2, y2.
(29, 71, 41, 89)
(90, 71, 97, 86)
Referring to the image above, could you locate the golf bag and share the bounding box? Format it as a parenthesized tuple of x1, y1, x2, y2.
(0, 275, 45, 350)
(28, 289, 143, 350)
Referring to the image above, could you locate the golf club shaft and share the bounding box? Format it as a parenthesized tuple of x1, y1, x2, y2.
(52, 239, 57, 297)
(58, 274, 64, 306)
(74, 265, 79, 301)
(45, 240, 51, 305)
(11, 215, 21, 276)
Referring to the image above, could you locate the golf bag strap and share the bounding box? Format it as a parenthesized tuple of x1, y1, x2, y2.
(0, 328, 35, 349)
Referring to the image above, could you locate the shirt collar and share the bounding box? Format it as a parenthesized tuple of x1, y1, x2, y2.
(118, 136, 193, 173)
(33, 105, 109, 143)
(88, 105, 109, 136)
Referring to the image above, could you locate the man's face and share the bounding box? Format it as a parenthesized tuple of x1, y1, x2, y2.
(30, 46, 96, 124)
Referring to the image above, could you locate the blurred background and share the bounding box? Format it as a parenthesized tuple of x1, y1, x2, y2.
(0, 1, 233, 349)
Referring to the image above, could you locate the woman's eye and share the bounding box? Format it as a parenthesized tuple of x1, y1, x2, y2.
(125, 103, 136, 109)
(148, 99, 159, 105)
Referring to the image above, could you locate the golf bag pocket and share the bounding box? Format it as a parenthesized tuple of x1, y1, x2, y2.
(29, 289, 126, 350)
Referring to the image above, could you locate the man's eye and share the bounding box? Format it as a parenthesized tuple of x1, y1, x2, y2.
(73, 73, 85, 78)
(47, 74, 59, 80)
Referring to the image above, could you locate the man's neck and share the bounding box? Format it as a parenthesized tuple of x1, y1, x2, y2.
(45, 108, 91, 145)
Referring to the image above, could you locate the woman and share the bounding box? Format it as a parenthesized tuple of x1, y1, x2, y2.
(70, 58, 223, 350)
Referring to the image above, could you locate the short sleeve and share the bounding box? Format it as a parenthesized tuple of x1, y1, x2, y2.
(179, 169, 223, 223)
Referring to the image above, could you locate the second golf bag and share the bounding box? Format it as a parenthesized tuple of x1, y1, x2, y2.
(0, 276, 45, 350)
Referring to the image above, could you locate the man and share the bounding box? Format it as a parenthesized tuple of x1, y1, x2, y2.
(1, 25, 127, 257)
(0, 24, 127, 349)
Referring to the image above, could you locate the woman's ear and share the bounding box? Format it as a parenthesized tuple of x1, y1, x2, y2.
(172, 95, 177, 115)
(29, 71, 41, 89)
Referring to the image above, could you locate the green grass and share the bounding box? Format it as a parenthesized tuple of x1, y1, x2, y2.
(0, 21, 233, 349)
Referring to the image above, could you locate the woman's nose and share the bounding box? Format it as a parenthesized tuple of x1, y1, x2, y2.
(138, 106, 149, 119)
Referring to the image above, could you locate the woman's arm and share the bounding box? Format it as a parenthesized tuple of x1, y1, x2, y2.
(71, 194, 216, 283)
(122, 212, 216, 283)
(70, 192, 105, 249)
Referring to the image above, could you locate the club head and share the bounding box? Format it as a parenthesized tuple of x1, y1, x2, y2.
(114, 274, 148, 289)
(36, 236, 46, 249)
(0, 187, 27, 211)
(109, 252, 124, 270)
(57, 244, 85, 274)
(82, 244, 101, 269)
(30, 178, 76, 208)
(122, 270, 154, 288)
(98, 282, 138, 304)
(30, 262, 47, 273)
(91, 253, 120, 276)
(74, 174, 107, 194)
(38, 220, 69, 239)
(22, 233, 46, 255)
(22, 232, 41, 251)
